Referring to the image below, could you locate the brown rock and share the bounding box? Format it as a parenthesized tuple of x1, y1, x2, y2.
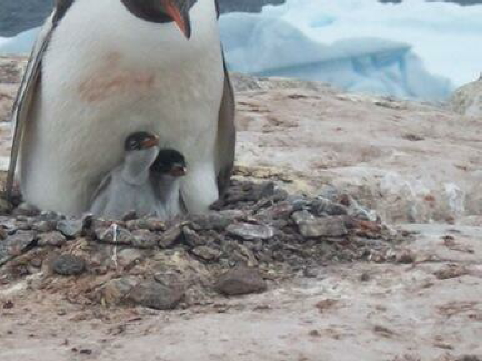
(215, 267, 267, 296)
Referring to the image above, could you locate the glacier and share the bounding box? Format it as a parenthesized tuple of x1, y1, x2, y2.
(1, 0, 482, 100)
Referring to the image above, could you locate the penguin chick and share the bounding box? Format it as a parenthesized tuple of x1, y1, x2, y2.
(90, 131, 160, 219)
(150, 149, 187, 219)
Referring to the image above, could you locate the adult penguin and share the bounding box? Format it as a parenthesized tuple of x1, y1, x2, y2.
(7, 0, 235, 216)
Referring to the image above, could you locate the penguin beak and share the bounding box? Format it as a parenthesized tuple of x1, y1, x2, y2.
(141, 135, 160, 148)
(169, 164, 187, 177)
(161, 0, 192, 39)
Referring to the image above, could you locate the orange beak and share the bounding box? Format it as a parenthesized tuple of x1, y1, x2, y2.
(141, 135, 160, 148)
(161, 0, 191, 39)
(169, 164, 187, 177)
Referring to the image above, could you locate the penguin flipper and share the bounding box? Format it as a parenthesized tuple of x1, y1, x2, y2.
(215, 59, 236, 197)
(5, 12, 56, 200)
(6, 1, 75, 200)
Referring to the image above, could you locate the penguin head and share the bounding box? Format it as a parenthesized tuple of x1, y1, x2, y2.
(120, 0, 193, 38)
(124, 131, 160, 152)
(151, 149, 187, 177)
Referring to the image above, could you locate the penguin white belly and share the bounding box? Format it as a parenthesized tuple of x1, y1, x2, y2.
(20, 0, 224, 215)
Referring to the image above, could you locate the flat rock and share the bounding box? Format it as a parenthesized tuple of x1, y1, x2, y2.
(38, 231, 66, 247)
(215, 267, 267, 296)
(52, 254, 86, 276)
(0, 230, 36, 266)
(129, 281, 184, 310)
(226, 223, 274, 241)
(192, 246, 222, 262)
(57, 219, 82, 238)
(159, 224, 182, 248)
(292, 211, 348, 238)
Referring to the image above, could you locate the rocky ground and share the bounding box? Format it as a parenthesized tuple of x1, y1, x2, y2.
(0, 57, 481, 360)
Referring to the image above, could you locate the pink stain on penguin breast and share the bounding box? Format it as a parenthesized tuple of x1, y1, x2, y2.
(77, 52, 156, 103)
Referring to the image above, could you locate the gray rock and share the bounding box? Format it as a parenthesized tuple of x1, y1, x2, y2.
(99, 277, 137, 305)
(38, 231, 67, 247)
(131, 229, 160, 248)
(57, 219, 82, 238)
(215, 267, 267, 296)
(97, 226, 134, 245)
(52, 254, 86, 276)
(12, 203, 40, 217)
(292, 211, 348, 237)
(182, 226, 206, 247)
(226, 223, 274, 241)
(129, 281, 184, 310)
(311, 198, 348, 216)
(191, 212, 235, 231)
(192, 246, 222, 261)
(117, 249, 144, 268)
(159, 224, 182, 248)
(0, 230, 36, 266)
(33, 220, 58, 233)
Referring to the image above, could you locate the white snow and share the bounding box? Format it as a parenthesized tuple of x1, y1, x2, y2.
(1, 0, 482, 100)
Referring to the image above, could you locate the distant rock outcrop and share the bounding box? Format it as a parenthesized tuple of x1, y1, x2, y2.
(450, 77, 482, 117)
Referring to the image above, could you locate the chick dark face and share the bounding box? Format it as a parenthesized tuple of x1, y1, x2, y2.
(120, 0, 198, 38)
(151, 149, 187, 177)
(124, 132, 160, 152)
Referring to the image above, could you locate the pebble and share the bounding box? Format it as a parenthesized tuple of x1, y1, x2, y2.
(97, 226, 134, 245)
(182, 226, 206, 247)
(52, 254, 86, 276)
(311, 198, 348, 216)
(226, 223, 274, 241)
(215, 267, 267, 296)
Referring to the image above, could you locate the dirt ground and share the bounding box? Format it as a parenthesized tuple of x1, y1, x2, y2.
(1, 224, 481, 361)
(0, 58, 481, 360)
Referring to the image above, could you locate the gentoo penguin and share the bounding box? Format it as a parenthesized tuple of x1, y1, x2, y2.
(150, 148, 187, 219)
(7, 0, 235, 216)
(90, 131, 161, 219)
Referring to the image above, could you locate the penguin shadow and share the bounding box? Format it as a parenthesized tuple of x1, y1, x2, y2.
(88, 131, 187, 221)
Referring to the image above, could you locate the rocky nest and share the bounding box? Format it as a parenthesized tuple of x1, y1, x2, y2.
(0, 180, 414, 310)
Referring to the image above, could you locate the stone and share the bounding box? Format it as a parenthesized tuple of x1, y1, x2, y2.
(226, 223, 274, 241)
(131, 229, 160, 249)
(52, 254, 86, 276)
(129, 281, 184, 310)
(0, 231, 36, 266)
(292, 212, 348, 238)
(191, 212, 235, 231)
(117, 249, 144, 268)
(215, 267, 267, 296)
(96, 226, 134, 245)
(33, 220, 58, 233)
(192, 246, 222, 262)
(181, 226, 206, 247)
(38, 231, 67, 247)
(311, 198, 348, 216)
(99, 277, 137, 306)
(159, 224, 182, 248)
(450, 77, 482, 117)
(57, 219, 83, 238)
(12, 203, 40, 217)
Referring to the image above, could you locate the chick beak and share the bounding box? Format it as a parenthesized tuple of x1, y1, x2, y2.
(161, 0, 191, 39)
(169, 164, 187, 177)
(141, 135, 160, 149)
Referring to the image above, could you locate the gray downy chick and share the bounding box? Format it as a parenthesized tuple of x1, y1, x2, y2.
(90, 131, 160, 219)
(150, 149, 187, 220)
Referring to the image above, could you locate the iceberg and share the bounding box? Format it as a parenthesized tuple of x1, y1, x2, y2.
(1, 0, 481, 100)
(219, 13, 452, 100)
